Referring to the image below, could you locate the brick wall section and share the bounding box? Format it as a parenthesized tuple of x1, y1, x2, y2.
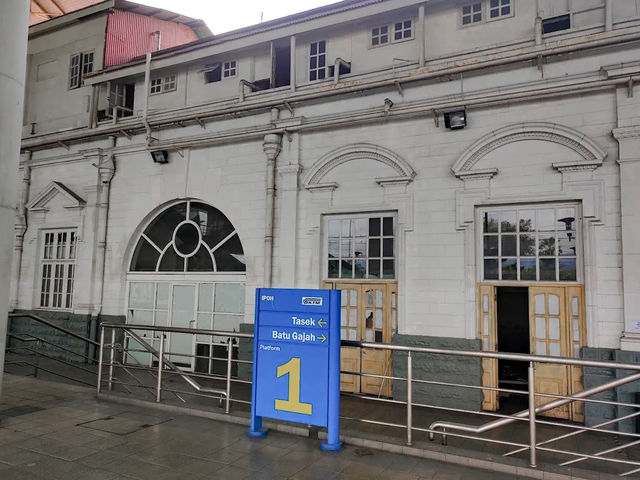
(392, 334, 482, 410)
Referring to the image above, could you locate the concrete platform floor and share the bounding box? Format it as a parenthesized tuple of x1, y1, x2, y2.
(0, 374, 529, 480)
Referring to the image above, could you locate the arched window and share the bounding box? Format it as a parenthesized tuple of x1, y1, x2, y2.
(126, 201, 246, 372)
(130, 201, 245, 272)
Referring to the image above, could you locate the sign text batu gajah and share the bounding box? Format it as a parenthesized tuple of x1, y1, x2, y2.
(248, 288, 342, 450)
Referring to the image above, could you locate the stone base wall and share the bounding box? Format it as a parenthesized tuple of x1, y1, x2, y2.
(581, 347, 640, 433)
(391, 334, 483, 411)
(8, 311, 125, 363)
(238, 323, 254, 381)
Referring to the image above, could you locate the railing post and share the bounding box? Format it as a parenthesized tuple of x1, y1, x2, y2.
(156, 334, 164, 402)
(407, 351, 413, 446)
(97, 326, 105, 393)
(225, 337, 233, 414)
(108, 328, 116, 391)
(528, 361, 537, 468)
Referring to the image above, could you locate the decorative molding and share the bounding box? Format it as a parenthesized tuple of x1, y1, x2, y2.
(552, 160, 601, 173)
(303, 143, 416, 188)
(455, 168, 498, 181)
(612, 126, 640, 140)
(305, 182, 338, 193)
(26, 181, 86, 212)
(452, 122, 607, 176)
(375, 176, 414, 187)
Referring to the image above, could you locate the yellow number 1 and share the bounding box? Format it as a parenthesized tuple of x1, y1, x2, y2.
(275, 357, 313, 415)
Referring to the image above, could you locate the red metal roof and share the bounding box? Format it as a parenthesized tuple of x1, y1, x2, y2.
(30, 0, 104, 25)
(104, 9, 200, 67)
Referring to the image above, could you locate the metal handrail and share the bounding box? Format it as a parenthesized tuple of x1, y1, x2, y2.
(341, 339, 640, 371)
(98, 323, 249, 413)
(92, 324, 640, 476)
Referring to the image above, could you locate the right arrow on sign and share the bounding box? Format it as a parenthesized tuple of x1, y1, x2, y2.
(319, 334, 327, 343)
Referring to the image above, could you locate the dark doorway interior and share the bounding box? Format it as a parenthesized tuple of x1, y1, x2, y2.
(497, 287, 529, 392)
(273, 45, 291, 88)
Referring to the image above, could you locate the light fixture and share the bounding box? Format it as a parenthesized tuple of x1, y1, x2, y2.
(444, 109, 467, 130)
(150, 150, 169, 164)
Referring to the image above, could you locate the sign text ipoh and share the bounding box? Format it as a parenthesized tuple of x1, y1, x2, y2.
(248, 288, 342, 450)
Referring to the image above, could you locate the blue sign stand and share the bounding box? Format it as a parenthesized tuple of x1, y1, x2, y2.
(248, 288, 342, 451)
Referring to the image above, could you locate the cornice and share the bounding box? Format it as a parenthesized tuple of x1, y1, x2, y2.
(612, 126, 640, 140)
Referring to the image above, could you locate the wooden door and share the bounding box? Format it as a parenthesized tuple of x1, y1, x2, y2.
(529, 286, 570, 419)
(333, 282, 361, 393)
(478, 284, 498, 411)
(324, 281, 396, 397)
(566, 285, 586, 422)
(361, 285, 392, 397)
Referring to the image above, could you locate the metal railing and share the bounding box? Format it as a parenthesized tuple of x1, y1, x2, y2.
(340, 339, 640, 477)
(9, 315, 640, 477)
(5, 312, 100, 387)
(98, 323, 253, 414)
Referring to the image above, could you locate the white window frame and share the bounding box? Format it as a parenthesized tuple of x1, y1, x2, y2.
(476, 203, 582, 284)
(69, 51, 94, 89)
(487, 0, 514, 22)
(150, 75, 177, 95)
(223, 60, 237, 78)
(460, 0, 514, 28)
(309, 40, 327, 82)
(461, 2, 484, 26)
(323, 212, 397, 281)
(392, 19, 414, 42)
(370, 24, 390, 48)
(39, 229, 77, 310)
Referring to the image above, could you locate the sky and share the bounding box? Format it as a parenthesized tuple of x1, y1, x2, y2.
(134, 0, 343, 34)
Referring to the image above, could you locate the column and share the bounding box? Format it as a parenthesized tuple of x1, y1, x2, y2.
(9, 156, 31, 310)
(614, 126, 640, 351)
(0, 1, 30, 399)
(274, 132, 301, 286)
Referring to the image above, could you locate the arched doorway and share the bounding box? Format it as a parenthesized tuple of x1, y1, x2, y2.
(125, 200, 246, 372)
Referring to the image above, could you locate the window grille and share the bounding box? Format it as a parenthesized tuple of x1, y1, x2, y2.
(40, 230, 76, 309)
(309, 41, 326, 81)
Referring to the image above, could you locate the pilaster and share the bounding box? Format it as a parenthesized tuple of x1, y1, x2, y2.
(613, 126, 640, 351)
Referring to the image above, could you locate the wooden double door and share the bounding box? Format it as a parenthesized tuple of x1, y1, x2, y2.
(324, 281, 397, 397)
(478, 284, 586, 421)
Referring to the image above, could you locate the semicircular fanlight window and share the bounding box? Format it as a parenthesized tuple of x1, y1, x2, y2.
(130, 201, 245, 272)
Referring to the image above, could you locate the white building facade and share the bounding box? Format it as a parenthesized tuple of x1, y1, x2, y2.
(10, 0, 640, 427)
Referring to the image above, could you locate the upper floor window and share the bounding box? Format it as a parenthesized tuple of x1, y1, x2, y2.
(309, 41, 326, 81)
(40, 230, 76, 309)
(462, 0, 513, 27)
(393, 20, 413, 41)
(371, 19, 413, 47)
(489, 0, 511, 19)
(223, 60, 237, 78)
(462, 2, 483, 25)
(326, 214, 395, 280)
(371, 25, 389, 46)
(150, 75, 177, 95)
(69, 52, 93, 89)
(480, 204, 579, 282)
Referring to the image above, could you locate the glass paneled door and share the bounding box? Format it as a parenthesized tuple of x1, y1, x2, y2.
(324, 281, 397, 397)
(170, 284, 197, 368)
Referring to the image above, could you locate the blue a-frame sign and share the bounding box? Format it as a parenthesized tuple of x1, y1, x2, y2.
(248, 288, 342, 450)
